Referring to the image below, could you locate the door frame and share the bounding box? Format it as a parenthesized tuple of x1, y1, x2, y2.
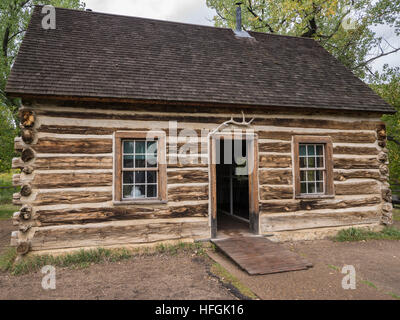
(209, 132, 259, 238)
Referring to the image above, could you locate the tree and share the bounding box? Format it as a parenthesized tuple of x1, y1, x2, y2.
(370, 66, 400, 185)
(206, 0, 400, 79)
(0, 0, 84, 171)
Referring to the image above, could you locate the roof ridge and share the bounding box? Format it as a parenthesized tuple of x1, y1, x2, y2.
(36, 5, 316, 41)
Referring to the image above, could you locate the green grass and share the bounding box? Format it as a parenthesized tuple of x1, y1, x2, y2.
(210, 262, 258, 300)
(155, 241, 207, 256)
(0, 171, 20, 220)
(0, 203, 18, 220)
(387, 292, 400, 300)
(334, 227, 400, 242)
(0, 242, 208, 275)
(361, 280, 377, 289)
(328, 264, 340, 271)
(0, 247, 17, 272)
(393, 209, 400, 222)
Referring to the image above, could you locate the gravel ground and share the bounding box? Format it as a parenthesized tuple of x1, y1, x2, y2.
(209, 238, 400, 300)
(1, 217, 400, 300)
(0, 252, 237, 300)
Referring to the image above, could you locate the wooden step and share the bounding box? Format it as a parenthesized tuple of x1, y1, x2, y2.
(212, 236, 312, 275)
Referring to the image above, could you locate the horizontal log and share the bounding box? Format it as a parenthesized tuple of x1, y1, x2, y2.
(34, 191, 112, 206)
(260, 209, 380, 232)
(38, 124, 203, 137)
(259, 169, 292, 185)
(167, 170, 208, 184)
(334, 170, 381, 181)
(36, 204, 209, 226)
(12, 174, 21, 187)
(167, 142, 205, 155)
(36, 109, 382, 131)
(21, 148, 35, 162)
(32, 172, 113, 189)
(14, 137, 23, 152)
(33, 138, 112, 154)
(334, 157, 380, 169)
(21, 128, 34, 144)
(38, 125, 116, 135)
(34, 156, 113, 170)
(260, 195, 381, 214)
(258, 131, 376, 144)
(260, 185, 293, 199)
(167, 156, 208, 168)
(259, 155, 292, 168)
(19, 109, 35, 127)
(30, 218, 209, 250)
(12, 157, 24, 169)
(335, 180, 381, 195)
(168, 185, 208, 202)
(12, 193, 21, 206)
(259, 142, 291, 153)
(333, 145, 378, 155)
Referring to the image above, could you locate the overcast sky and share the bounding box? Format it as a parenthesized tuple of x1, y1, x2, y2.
(84, 0, 400, 74)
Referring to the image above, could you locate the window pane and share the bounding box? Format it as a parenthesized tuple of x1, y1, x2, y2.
(307, 145, 315, 156)
(316, 170, 323, 181)
(316, 182, 323, 193)
(308, 183, 315, 193)
(146, 154, 157, 168)
(147, 141, 157, 154)
(134, 185, 145, 198)
(307, 157, 315, 168)
(307, 170, 315, 182)
(316, 156, 324, 168)
(316, 145, 323, 156)
(135, 141, 145, 154)
(299, 145, 307, 156)
(300, 171, 306, 182)
(123, 171, 133, 184)
(300, 157, 306, 168)
(123, 155, 134, 168)
(135, 171, 145, 184)
(147, 171, 157, 183)
(301, 183, 307, 193)
(123, 185, 133, 198)
(147, 184, 157, 198)
(123, 141, 134, 154)
(135, 154, 145, 168)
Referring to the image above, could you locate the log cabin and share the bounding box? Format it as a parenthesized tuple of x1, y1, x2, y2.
(5, 6, 396, 255)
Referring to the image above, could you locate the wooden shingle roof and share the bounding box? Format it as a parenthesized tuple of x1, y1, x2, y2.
(5, 6, 395, 113)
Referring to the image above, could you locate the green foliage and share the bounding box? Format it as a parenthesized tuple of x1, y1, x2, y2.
(0, 247, 17, 272)
(0, 105, 18, 172)
(0, 171, 19, 220)
(370, 66, 400, 185)
(0, 0, 85, 172)
(334, 226, 400, 241)
(206, 0, 400, 79)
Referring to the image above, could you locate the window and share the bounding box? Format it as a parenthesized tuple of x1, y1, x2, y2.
(114, 131, 166, 203)
(293, 136, 334, 198)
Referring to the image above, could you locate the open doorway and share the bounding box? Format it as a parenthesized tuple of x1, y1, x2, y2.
(210, 136, 259, 238)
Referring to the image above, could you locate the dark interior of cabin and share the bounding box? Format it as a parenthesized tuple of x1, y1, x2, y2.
(216, 139, 250, 234)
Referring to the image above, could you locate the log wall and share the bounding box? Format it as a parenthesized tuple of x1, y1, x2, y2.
(11, 101, 391, 253)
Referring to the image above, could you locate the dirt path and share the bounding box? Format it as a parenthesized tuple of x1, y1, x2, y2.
(209, 239, 400, 300)
(0, 253, 236, 300)
(0, 219, 13, 255)
(1, 216, 399, 300)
